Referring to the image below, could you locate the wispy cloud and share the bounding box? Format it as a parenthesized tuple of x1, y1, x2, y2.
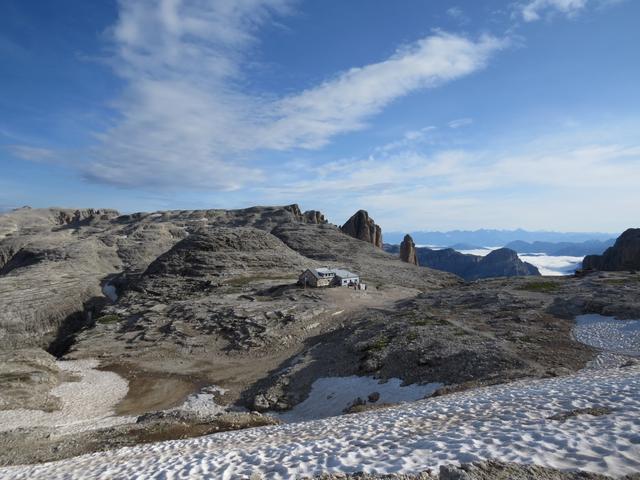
(446, 6, 470, 24)
(260, 34, 503, 150)
(520, 0, 587, 22)
(258, 125, 640, 231)
(5, 145, 55, 161)
(85, 0, 295, 189)
(448, 118, 473, 129)
(77, 0, 507, 189)
(517, 0, 626, 22)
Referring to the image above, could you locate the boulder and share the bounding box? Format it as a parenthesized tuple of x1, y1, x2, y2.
(341, 210, 382, 248)
(399, 234, 419, 266)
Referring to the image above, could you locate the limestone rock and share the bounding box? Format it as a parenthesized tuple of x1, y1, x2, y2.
(341, 210, 382, 248)
(583, 228, 640, 271)
(399, 234, 418, 266)
(411, 247, 539, 281)
(302, 210, 327, 224)
(283, 204, 327, 225)
(471, 248, 540, 281)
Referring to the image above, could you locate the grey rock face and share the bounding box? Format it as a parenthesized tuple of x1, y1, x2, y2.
(469, 248, 540, 281)
(415, 247, 539, 281)
(143, 227, 309, 279)
(341, 210, 383, 248)
(583, 228, 640, 271)
(399, 234, 419, 266)
(415, 248, 481, 279)
(282, 204, 328, 225)
(302, 210, 328, 224)
(0, 205, 323, 353)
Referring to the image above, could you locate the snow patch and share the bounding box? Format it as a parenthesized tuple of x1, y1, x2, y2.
(172, 385, 228, 417)
(0, 359, 134, 435)
(275, 376, 442, 423)
(3, 366, 640, 479)
(574, 314, 640, 358)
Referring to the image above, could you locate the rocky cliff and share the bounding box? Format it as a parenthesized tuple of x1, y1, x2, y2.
(399, 234, 418, 266)
(341, 210, 382, 248)
(384, 245, 540, 281)
(583, 228, 640, 271)
(468, 248, 540, 281)
(415, 248, 481, 279)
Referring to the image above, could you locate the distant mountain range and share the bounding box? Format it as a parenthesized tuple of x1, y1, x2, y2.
(504, 239, 615, 257)
(384, 229, 617, 246)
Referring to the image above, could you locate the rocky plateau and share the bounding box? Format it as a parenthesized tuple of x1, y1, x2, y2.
(1, 205, 639, 471)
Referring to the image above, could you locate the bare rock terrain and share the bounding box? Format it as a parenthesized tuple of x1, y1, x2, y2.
(1, 204, 639, 470)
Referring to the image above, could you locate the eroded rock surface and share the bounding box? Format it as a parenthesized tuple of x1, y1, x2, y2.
(2, 204, 640, 469)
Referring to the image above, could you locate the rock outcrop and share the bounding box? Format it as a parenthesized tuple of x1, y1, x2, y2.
(284, 204, 328, 225)
(302, 210, 327, 224)
(414, 248, 481, 279)
(341, 210, 382, 248)
(583, 228, 640, 271)
(469, 248, 540, 281)
(399, 234, 418, 266)
(384, 245, 540, 281)
(143, 227, 310, 280)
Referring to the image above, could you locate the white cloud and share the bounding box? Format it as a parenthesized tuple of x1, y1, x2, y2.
(261, 34, 503, 150)
(5, 145, 55, 161)
(448, 118, 473, 129)
(446, 6, 470, 24)
(258, 126, 640, 231)
(85, 0, 294, 189)
(520, 0, 588, 22)
(519, 0, 627, 22)
(447, 6, 464, 18)
(80, 0, 506, 189)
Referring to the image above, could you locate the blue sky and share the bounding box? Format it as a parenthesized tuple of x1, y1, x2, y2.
(1, 0, 639, 232)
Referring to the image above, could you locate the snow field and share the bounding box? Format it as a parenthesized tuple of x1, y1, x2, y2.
(2, 365, 639, 479)
(0, 359, 133, 435)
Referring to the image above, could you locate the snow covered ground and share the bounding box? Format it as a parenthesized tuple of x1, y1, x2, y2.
(0, 359, 133, 435)
(274, 376, 442, 422)
(173, 385, 228, 417)
(2, 365, 639, 479)
(574, 314, 640, 363)
(3, 314, 640, 479)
